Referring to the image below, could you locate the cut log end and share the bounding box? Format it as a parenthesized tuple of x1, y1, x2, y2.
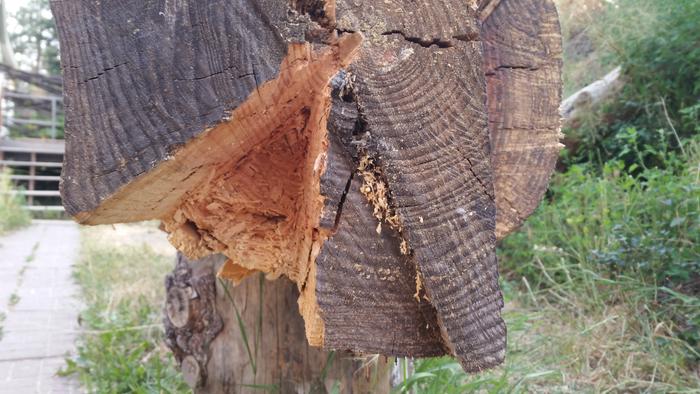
(56, 0, 562, 374)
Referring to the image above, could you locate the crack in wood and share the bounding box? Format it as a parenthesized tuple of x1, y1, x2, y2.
(380, 30, 480, 49)
(79, 61, 129, 84)
(485, 64, 540, 76)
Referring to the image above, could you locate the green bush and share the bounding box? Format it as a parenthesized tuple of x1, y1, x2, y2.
(500, 139, 700, 359)
(564, 0, 700, 171)
(0, 170, 31, 234)
(502, 154, 698, 285)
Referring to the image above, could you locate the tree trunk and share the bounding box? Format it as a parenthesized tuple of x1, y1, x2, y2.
(164, 253, 392, 393)
(52, 0, 562, 378)
(0, 0, 14, 68)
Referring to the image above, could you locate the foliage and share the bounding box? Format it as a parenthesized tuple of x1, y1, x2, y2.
(562, 0, 700, 171)
(402, 142, 700, 392)
(502, 141, 699, 333)
(9, 0, 60, 75)
(61, 228, 188, 393)
(0, 170, 31, 234)
(504, 147, 698, 287)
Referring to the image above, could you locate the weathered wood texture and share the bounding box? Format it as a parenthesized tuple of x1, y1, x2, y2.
(316, 78, 446, 357)
(51, 0, 304, 219)
(54, 0, 562, 375)
(482, 0, 564, 239)
(165, 253, 392, 393)
(313, 0, 562, 371)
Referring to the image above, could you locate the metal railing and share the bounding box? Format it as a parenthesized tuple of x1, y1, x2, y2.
(1, 89, 64, 139)
(0, 138, 65, 213)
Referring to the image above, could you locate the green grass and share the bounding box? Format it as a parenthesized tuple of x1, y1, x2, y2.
(399, 151, 699, 392)
(60, 226, 188, 393)
(0, 170, 31, 234)
(8, 293, 20, 307)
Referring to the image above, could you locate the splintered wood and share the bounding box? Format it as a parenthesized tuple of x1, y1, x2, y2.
(160, 34, 363, 345)
(55, 0, 562, 374)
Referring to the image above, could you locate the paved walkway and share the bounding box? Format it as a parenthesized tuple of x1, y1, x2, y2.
(0, 220, 82, 394)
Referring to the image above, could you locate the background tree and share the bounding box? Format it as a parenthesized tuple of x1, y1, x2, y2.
(10, 0, 59, 75)
(0, 0, 15, 67)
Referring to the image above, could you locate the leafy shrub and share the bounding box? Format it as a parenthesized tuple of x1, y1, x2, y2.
(0, 170, 31, 234)
(564, 0, 700, 171)
(500, 139, 700, 361)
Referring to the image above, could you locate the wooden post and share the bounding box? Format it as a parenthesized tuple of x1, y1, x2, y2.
(164, 253, 392, 393)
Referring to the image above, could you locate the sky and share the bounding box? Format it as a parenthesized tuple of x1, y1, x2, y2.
(5, 1, 26, 36)
(5, 0, 24, 14)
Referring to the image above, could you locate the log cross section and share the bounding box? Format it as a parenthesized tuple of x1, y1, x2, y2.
(52, 0, 562, 373)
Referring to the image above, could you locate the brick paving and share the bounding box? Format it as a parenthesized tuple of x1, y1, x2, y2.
(0, 220, 82, 394)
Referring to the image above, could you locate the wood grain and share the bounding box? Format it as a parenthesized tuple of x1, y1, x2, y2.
(165, 253, 393, 393)
(315, 79, 445, 356)
(52, 0, 306, 218)
(482, 0, 564, 238)
(331, 0, 506, 372)
(55, 0, 562, 373)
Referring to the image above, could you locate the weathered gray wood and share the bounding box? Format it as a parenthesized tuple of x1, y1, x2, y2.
(316, 76, 446, 357)
(164, 253, 392, 393)
(314, 0, 563, 370)
(482, 0, 564, 239)
(330, 0, 506, 372)
(51, 0, 306, 219)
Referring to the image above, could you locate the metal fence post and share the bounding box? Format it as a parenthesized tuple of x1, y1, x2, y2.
(51, 97, 57, 139)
